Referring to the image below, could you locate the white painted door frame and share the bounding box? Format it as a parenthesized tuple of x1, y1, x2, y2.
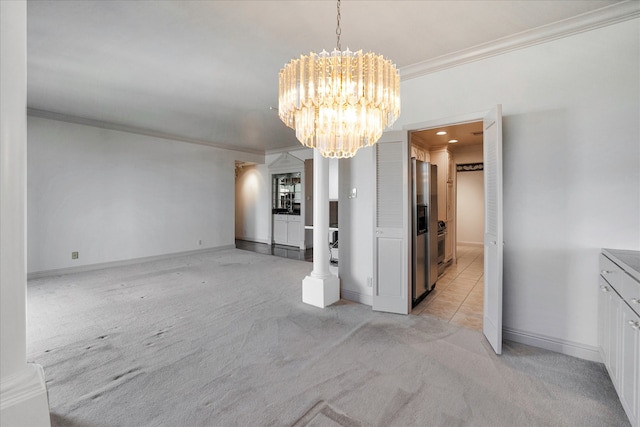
(403, 106, 503, 354)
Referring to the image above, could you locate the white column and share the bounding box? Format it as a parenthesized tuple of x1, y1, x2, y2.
(0, 2, 51, 425)
(302, 150, 339, 308)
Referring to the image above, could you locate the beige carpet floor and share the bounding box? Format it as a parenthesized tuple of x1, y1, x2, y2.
(26, 249, 629, 427)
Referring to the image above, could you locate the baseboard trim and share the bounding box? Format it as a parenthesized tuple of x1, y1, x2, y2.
(341, 289, 372, 306)
(0, 364, 51, 427)
(27, 245, 235, 279)
(503, 327, 601, 362)
(0, 364, 47, 411)
(235, 237, 271, 245)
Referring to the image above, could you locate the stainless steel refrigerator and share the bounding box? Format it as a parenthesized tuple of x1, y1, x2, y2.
(412, 159, 438, 305)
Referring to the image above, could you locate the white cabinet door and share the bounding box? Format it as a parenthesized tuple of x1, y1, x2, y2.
(608, 288, 622, 384)
(287, 216, 301, 245)
(620, 302, 640, 426)
(273, 215, 287, 244)
(431, 150, 448, 221)
(483, 105, 504, 355)
(598, 279, 613, 365)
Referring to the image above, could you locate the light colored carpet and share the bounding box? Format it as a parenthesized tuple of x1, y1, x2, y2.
(27, 249, 629, 427)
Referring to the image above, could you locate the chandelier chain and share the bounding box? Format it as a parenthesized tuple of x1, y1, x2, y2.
(336, 0, 341, 51)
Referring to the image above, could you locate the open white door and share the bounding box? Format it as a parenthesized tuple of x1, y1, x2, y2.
(483, 105, 504, 354)
(372, 131, 410, 314)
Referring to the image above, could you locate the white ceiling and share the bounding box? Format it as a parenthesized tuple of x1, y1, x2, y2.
(412, 121, 484, 152)
(27, 0, 628, 154)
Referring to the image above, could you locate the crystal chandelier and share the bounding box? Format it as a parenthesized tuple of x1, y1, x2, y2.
(278, 0, 400, 158)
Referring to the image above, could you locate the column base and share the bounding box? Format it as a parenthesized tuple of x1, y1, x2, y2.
(302, 274, 340, 308)
(1, 363, 50, 427)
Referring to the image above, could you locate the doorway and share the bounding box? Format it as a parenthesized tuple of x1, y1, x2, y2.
(409, 120, 485, 330)
(372, 106, 503, 353)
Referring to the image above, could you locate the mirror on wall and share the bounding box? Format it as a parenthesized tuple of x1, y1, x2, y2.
(272, 172, 301, 215)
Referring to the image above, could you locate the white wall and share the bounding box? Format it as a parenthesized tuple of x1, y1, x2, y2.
(403, 19, 640, 354)
(346, 18, 639, 357)
(234, 148, 336, 246)
(28, 116, 262, 274)
(235, 164, 270, 243)
(329, 158, 339, 201)
(338, 146, 375, 304)
(454, 145, 484, 245)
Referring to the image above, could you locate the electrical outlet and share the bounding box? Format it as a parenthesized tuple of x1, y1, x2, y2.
(72, 251, 79, 260)
(367, 277, 372, 287)
(198, 240, 202, 246)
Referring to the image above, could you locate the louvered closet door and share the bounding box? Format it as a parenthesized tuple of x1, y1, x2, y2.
(373, 132, 410, 314)
(483, 105, 504, 354)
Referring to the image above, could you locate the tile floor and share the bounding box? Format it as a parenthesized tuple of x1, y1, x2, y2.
(412, 245, 484, 330)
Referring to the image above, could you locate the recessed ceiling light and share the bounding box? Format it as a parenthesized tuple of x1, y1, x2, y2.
(436, 131, 447, 135)
(448, 139, 458, 143)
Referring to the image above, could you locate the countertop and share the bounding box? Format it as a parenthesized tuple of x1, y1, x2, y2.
(304, 225, 339, 232)
(603, 248, 640, 282)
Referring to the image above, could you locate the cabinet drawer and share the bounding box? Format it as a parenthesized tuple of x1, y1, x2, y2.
(621, 274, 640, 317)
(601, 254, 622, 289)
(287, 215, 301, 223)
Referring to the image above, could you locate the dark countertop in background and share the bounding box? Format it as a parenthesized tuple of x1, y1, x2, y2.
(272, 210, 300, 215)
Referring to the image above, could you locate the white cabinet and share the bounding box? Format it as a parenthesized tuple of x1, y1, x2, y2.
(598, 276, 612, 367)
(273, 214, 288, 244)
(599, 276, 621, 380)
(430, 148, 455, 262)
(269, 152, 306, 249)
(599, 250, 640, 427)
(286, 214, 301, 244)
(273, 214, 302, 247)
(620, 301, 639, 422)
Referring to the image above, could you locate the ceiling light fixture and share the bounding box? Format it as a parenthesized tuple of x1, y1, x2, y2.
(278, 0, 401, 158)
(448, 139, 458, 143)
(436, 131, 447, 135)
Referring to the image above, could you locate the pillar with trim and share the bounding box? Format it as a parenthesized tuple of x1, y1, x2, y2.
(302, 150, 340, 307)
(1, 1, 51, 425)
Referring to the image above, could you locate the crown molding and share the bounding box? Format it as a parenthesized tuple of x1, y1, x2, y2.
(265, 144, 311, 156)
(400, 1, 640, 80)
(26, 108, 265, 156)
